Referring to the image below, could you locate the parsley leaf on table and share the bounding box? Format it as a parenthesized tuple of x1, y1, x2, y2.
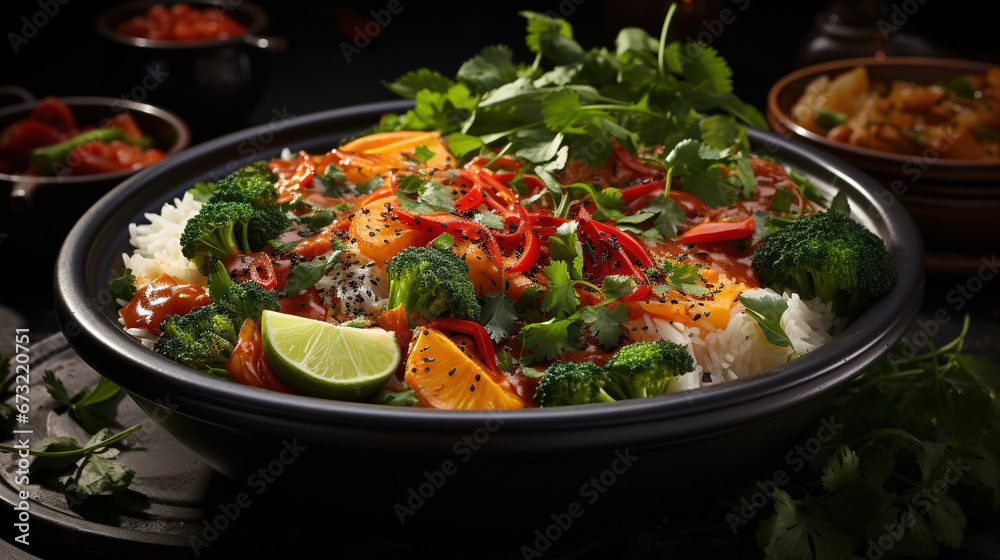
(0, 424, 142, 496)
(745, 316, 1000, 560)
(43, 370, 122, 434)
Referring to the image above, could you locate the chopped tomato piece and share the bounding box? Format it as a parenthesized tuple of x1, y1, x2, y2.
(119, 273, 211, 335)
(226, 319, 294, 393)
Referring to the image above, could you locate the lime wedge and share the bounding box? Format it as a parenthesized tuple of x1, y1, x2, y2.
(261, 310, 399, 401)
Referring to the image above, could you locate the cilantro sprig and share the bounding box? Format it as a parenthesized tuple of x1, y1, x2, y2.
(379, 7, 766, 209)
(742, 316, 1000, 559)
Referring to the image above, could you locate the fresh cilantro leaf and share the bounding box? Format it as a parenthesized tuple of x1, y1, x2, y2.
(395, 174, 428, 193)
(565, 182, 624, 220)
(412, 145, 436, 164)
(444, 132, 484, 157)
(510, 127, 564, 164)
(401, 178, 454, 213)
(107, 268, 137, 303)
(472, 211, 505, 230)
(655, 259, 709, 296)
(42, 370, 121, 434)
(314, 163, 348, 196)
(299, 207, 334, 229)
(679, 43, 733, 95)
(820, 445, 861, 492)
(739, 294, 795, 352)
(187, 181, 216, 202)
(664, 139, 737, 208)
(356, 175, 383, 195)
(280, 252, 342, 298)
(385, 67, 454, 98)
(456, 45, 520, 95)
(431, 233, 455, 250)
(547, 221, 583, 277)
(518, 316, 582, 364)
(21, 425, 141, 496)
(829, 191, 850, 215)
(368, 389, 418, 407)
(770, 187, 795, 213)
(580, 304, 629, 350)
(699, 114, 749, 152)
(786, 167, 827, 207)
(600, 275, 636, 302)
(541, 260, 579, 318)
(756, 490, 858, 560)
(479, 291, 519, 343)
(520, 11, 574, 54)
(543, 89, 601, 134)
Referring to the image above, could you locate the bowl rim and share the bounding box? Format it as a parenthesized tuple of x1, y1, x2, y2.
(54, 100, 924, 437)
(94, 0, 269, 50)
(0, 96, 191, 185)
(767, 55, 1000, 170)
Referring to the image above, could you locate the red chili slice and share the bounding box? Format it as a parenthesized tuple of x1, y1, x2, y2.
(676, 216, 756, 244)
(249, 254, 277, 289)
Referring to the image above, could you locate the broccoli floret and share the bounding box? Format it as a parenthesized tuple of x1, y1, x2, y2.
(153, 303, 238, 377)
(605, 340, 694, 398)
(221, 280, 280, 324)
(385, 246, 481, 322)
(751, 210, 897, 320)
(205, 259, 280, 325)
(180, 202, 288, 273)
(208, 161, 280, 207)
(533, 361, 625, 407)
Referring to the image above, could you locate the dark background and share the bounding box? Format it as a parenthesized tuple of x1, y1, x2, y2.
(3, 0, 1000, 142)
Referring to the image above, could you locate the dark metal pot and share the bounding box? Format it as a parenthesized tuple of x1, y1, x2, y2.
(1, 92, 189, 309)
(94, 0, 286, 139)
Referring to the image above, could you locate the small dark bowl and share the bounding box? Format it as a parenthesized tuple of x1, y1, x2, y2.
(94, 0, 286, 138)
(1, 95, 190, 207)
(767, 56, 1000, 273)
(0, 93, 189, 310)
(54, 101, 923, 529)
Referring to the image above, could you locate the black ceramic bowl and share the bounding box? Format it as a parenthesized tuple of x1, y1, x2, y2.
(54, 100, 923, 529)
(94, 0, 285, 138)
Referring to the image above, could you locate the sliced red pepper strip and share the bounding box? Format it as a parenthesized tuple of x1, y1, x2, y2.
(274, 151, 316, 202)
(453, 183, 484, 212)
(676, 216, 756, 244)
(483, 232, 503, 270)
(587, 219, 656, 268)
(420, 318, 504, 381)
(249, 254, 278, 289)
(465, 154, 520, 172)
(505, 205, 539, 274)
(578, 219, 652, 303)
(391, 206, 504, 269)
(477, 170, 518, 208)
(618, 180, 666, 205)
(612, 140, 660, 176)
(669, 189, 713, 218)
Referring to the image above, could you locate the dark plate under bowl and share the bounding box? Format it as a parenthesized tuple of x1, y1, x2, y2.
(767, 56, 1000, 273)
(53, 100, 923, 528)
